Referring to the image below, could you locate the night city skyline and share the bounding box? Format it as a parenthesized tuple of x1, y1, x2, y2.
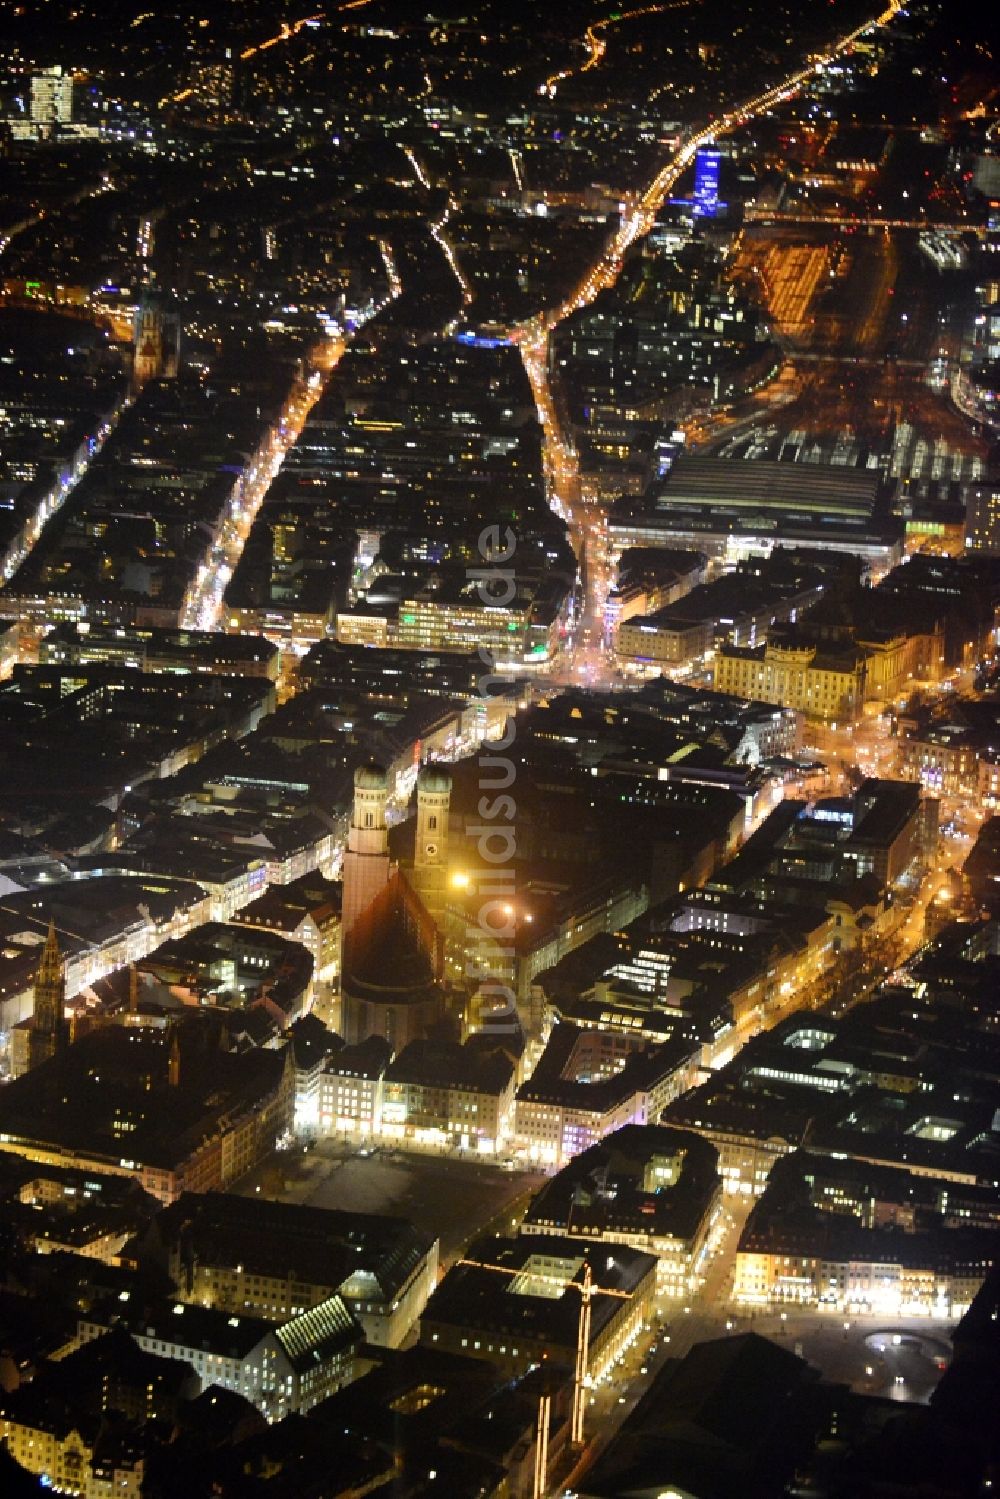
(0, 1, 997, 1496)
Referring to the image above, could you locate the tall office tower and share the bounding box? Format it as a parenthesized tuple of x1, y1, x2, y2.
(965, 481, 1000, 554)
(29, 920, 67, 1070)
(410, 764, 452, 917)
(341, 763, 392, 944)
(30, 67, 75, 132)
(692, 149, 721, 218)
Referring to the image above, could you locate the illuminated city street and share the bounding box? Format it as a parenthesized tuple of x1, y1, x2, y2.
(180, 332, 347, 634)
(515, 0, 910, 684)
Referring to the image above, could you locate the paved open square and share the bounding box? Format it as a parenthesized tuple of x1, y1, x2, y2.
(239, 1141, 548, 1266)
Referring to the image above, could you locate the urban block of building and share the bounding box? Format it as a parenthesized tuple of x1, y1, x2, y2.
(382, 1037, 518, 1154)
(734, 1150, 998, 1316)
(514, 1022, 697, 1167)
(76, 1290, 361, 1421)
(0, 1019, 294, 1203)
(420, 1233, 657, 1382)
(522, 1124, 721, 1295)
(609, 456, 902, 573)
(133, 1190, 439, 1348)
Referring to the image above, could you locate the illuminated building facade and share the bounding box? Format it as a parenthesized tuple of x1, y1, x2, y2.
(76, 1294, 361, 1420)
(514, 1024, 696, 1167)
(521, 1124, 722, 1297)
(421, 1235, 657, 1384)
(30, 65, 74, 131)
(734, 1151, 998, 1317)
(408, 764, 452, 918)
(692, 148, 722, 217)
(143, 1191, 439, 1348)
(714, 639, 867, 722)
(965, 480, 1000, 554)
(319, 1036, 391, 1137)
(22, 920, 67, 1076)
(381, 1038, 517, 1154)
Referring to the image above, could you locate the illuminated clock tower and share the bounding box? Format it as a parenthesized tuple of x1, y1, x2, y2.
(412, 764, 452, 916)
(30, 918, 67, 1070)
(340, 762, 391, 943)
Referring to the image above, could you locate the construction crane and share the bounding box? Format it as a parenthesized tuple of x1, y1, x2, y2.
(456, 1254, 637, 1490)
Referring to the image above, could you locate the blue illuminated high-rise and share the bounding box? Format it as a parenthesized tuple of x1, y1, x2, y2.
(692, 148, 722, 217)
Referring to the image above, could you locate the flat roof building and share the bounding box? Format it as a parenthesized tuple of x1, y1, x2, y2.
(610, 456, 903, 572)
(420, 1233, 657, 1384)
(134, 1190, 439, 1349)
(382, 1038, 518, 1154)
(735, 1150, 998, 1317)
(522, 1124, 722, 1296)
(76, 1291, 361, 1422)
(515, 1023, 698, 1167)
